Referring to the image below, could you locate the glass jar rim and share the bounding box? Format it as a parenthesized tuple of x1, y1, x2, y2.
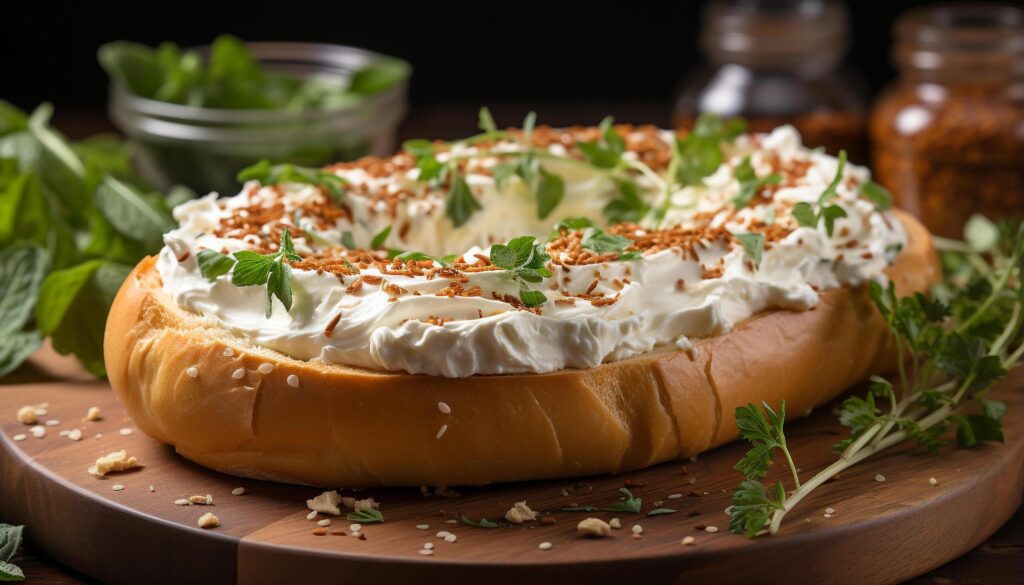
(896, 4, 1024, 52)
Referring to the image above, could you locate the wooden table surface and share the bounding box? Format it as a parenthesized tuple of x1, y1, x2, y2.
(5, 103, 1022, 584)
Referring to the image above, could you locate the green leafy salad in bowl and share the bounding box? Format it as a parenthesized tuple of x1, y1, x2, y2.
(101, 36, 410, 196)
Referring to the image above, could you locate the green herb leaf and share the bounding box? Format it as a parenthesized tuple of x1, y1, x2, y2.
(535, 170, 564, 219)
(791, 202, 816, 228)
(730, 157, 782, 208)
(445, 175, 481, 228)
(733, 233, 765, 268)
(964, 215, 1000, 252)
(576, 117, 625, 169)
(341, 231, 357, 250)
(478, 106, 498, 134)
(728, 479, 785, 538)
(559, 506, 598, 512)
(370, 224, 392, 250)
(346, 508, 384, 524)
(819, 150, 847, 204)
(858, 181, 892, 210)
(647, 508, 677, 516)
(518, 288, 547, 308)
(347, 57, 411, 96)
(603, 487, 643, 514)
(0, 524, 24, 563)
(0, 245, 47, 337)
(94, 176, 174, 248)
(459, 514, 501, 529)
(603, 179, 649, 224)
(237, 160, 347, 204)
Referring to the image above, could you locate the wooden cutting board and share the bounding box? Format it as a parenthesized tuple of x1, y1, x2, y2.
(0, 371, 1021, 585)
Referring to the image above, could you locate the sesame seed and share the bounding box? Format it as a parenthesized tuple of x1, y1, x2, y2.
(929, 477, 938, 486)
(59, 430, 70, 437)
(423, 543, 434, 550)
(317, 519, 331, 527)
(418, 549, 433, 556)
(436, 424, 448, 439)
(119, 428, 133, 436)
(12, 434, 25, 442)
(45, 419, 60, 426)
(437, 402, 451, 414)
(538, 542, 553, 550)
(875, 474, 886, 482)
(306, 511, 317, 520)
(350, 524, 362, 532)
(85, 406, 102, 421)
(436, 531, 451, 538)
(34, 408, 47, 417)
(149, 486, 155, 492)
(682, 536, 696, 545)
(258, 363, 273, 374)
(825, 507, 835, 515)
(824, 513, 833, 519)
(416, 524, 430, 530)
(287, 374, 300, 388)
(609, 518, 621, 529)
(705, 526, 719, 533)
(445, 519, 458, 524)
(231, 368, 245, 379)
(186, 366, 199, 378)
(223, 347, 234, 357)
(232, 487, 245, 496)
(631, 525, 643, 534)
(68, 429, 82, 441)
(112, 485, 124, 491)
(444, 534, 457, 543)
(30, 426, 45, 438)
(351, 532, 361, 538)
(94, 433, 102, 439)
(175, 499, 190, 506)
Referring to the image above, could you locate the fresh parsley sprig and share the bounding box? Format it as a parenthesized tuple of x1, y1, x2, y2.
(728, 215, 1024, 537)
(791, 150, 849, 237)
(237, 160, 348, 205)
(197, 227, 302, 318)
(488, 235, 553, 308)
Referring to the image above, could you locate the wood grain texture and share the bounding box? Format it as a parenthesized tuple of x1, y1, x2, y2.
(0, 374, 1021, 585)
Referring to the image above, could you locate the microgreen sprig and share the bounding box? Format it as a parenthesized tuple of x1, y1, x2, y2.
(346, 508, 384, 524)
(488, 235, 553, 308)
(237, 160, 348, 205)
(791, 150, 849, 237)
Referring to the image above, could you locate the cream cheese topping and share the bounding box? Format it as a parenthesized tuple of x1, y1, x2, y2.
(156, 125, 905, 377)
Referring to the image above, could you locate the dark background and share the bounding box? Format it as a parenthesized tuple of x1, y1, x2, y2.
(3, 0, 941, 123)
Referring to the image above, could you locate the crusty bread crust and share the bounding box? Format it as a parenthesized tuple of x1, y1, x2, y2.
(104, 211, 939, 487)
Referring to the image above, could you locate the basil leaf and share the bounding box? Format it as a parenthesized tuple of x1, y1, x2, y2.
(0, 245, 47, 336)
(370, 224, 392, 250)
(28, 104, 90, 218)
(0, 173, 77, 270)
(0, 559, 24, 581)
(415, 154, 443, 182)
(445, 176, 481, 228)
(98, 41, 165, 98)
(35, 260, 131, 377)
(197, 250, 235, 281)
(535, 170, 564, 220)
(0, 330, 42, 378)
(0, 524, 24, 563)
(94, 176, 174, 248)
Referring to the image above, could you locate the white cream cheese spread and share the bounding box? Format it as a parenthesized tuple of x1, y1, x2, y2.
(156, 124, 905, 377)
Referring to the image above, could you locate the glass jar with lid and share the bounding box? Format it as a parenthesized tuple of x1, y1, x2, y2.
(674, 0, 867, 162)
(870, 4, 1024, 238)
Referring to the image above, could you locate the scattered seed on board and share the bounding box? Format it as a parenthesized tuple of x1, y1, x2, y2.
(436, 425, 448, 439)
(538, 542, 553, 550)
(444, 534, 457, 543)
(258, 363, 273, 374)
(350, 524, 362, 532)
(875, 474, 886, 482)
(929, 477, 938, 486)
(59, 430, 71, 437)
(306, 511, 317, 520)
(416, 524, 430, 530)
(112, 485, 124, 491)
(68, 429, 82, 441)
(418, 549, 433, 556)
(317, 519, 331, 527)
(436, 531, 451, 538)
(12, 434, 26, 442)
(825, 507, 835, 515)
(120, 428, 133, 436)
(437, 402, 451, 414)
(609, 518, 621, 529)
(198, 513, 219, 529)
(631, 525, 643, 535)
(175, 499, 191, 506)
(30, 426, 45, 438)
(287, 375, 300, 388)
(682, 536, 696, 545)
(423, 543, 434, 550)
(232, 487, 245, 496)
(45, 419, 60, 427)
(667, 493, 683, 500)
(824, 513, 833, 519)
(231, 368, 245, 380)
(704, 526, 719, 533)
(149, 486, 155, 492)
(85, 406, 102, 421)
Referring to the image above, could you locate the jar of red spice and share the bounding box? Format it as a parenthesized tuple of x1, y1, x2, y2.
(674, 0, 868, 162)
(871, 4, 1024, 238)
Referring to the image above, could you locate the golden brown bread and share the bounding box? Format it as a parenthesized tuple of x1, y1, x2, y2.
(104, 211, 939, 487)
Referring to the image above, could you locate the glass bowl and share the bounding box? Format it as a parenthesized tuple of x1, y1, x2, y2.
(108, 42, 409, 196)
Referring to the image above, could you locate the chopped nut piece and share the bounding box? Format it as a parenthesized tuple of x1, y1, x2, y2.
(577, 517, 611, 537)
(631, 524, 643, 535)
(350, 524, 363, 532)
(16, 406, 38, 425)
(418, 549, 433, 556)
(312, 528, 328, 536)
(306, 490, 342, 515)
(609, 517, 622, 529)
(504, 501, 538, 524)
(189, 494, 214, 505)
(45, 419, 60, 426)
(416, 524, 430, 530)
(88, 450, 140, 476)
(198, 512, 220, 529)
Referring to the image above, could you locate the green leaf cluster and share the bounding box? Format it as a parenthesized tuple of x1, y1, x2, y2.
(0, 523, 24, 581)
(236, 160, 347, 205)
(0, 101, 182, 378)
(99, 35, 410, 110)
(791, 150, 849, 237)
(488, 235, 552, 308)
(197, 228, 302, 318)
